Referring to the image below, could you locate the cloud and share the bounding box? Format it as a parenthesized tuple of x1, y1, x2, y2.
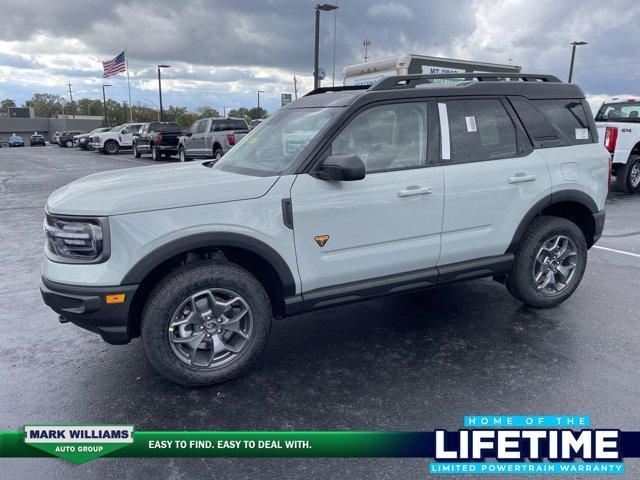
(0, 0, 638, 112)
(366, 3, 413, 20)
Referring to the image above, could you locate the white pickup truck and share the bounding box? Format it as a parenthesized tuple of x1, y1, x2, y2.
(90, 123, 144, 155)
(595, 97, 640, 193)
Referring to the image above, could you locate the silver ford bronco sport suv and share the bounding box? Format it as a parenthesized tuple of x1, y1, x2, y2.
(41, 73, 609, 386)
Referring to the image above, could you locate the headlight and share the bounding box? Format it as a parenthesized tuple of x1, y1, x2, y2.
(44, 214, 110, 263)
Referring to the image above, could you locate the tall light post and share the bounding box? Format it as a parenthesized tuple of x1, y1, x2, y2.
(102, 84, 111, 126)
(568, 41, 587, 83)
(313, 3, 339, 90)
(257, 90, 265, 109)
(363, 38, 371, 62)
(157, 64, 170, 121)
(223, 106, 228, 117)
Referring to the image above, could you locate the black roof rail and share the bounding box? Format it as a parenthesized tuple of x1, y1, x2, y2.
(304, 85, 370, 97)
(369, 73, 562, 91)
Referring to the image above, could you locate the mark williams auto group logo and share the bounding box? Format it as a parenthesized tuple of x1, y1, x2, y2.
(24, 425, 134, 464)
(430, 416, 623, 475)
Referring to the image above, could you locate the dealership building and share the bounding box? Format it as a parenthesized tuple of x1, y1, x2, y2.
(0, 109, 103, 142)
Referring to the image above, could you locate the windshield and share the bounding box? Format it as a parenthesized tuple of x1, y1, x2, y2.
(596, 101, 640, 122)
(215, 107, 342, 176)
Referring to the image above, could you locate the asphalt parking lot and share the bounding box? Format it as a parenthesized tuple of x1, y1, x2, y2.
(1, 146, 639, 479)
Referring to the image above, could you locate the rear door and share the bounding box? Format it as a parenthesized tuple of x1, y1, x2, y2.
(438, 97, 552, 265)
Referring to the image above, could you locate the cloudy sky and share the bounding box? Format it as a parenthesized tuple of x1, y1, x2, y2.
(1, 0, 639, 113)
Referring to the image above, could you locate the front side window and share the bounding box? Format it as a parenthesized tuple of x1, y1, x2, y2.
(196, 120, 207, 134)
(595, 101, 640, 123)
(215, 107, 341, 176)
(533, 99, 592, 145)
(446, 99, 517, 163)
(331, 103, 428, 173)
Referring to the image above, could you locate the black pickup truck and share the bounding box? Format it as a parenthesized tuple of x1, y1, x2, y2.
(133, 122, 182, 160)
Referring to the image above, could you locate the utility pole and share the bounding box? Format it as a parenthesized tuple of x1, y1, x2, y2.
(363, 39, 371, 62)
(102, 84, 111, 127)
(123, 101, 128, 122)
(294, 75, 298, 100)
(67, 82, 75, 118)
(568, 41, 588, 83)
(258, 90, 265, 109)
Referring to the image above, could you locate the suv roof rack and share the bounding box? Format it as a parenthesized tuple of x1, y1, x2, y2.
(304, 85, 370, 97)
(369, 73, 562, 91)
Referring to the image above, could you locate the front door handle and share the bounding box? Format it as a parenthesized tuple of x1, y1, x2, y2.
(398, 186, 433, 197)
(508, 173, 536, 184)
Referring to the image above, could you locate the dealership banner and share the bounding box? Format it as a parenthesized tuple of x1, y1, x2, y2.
(2, 417, 640, 473)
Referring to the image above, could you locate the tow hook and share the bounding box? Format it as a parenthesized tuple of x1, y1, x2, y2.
(58, 315, 69, 324)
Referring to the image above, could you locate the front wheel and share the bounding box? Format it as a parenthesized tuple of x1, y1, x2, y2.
(151, 145, 160, 161)
(141, 261, 272, 386)
(179, 147, 188, 162)
(65, 140, 73, 148)
(506, 216, 587, 308)
(104, 140, 119, 155)
(133, 144, 141, 158)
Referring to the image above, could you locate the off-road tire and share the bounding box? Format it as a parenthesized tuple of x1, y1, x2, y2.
(142, 261, 272, 386)
(133, 144, 141, 158)
(613, 155, 640, 193)
(151, 145, 160, 161)
(104, 140, 119, 155)
(506, 216, 587, 308)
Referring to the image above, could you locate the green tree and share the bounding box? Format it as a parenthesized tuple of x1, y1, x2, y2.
(76, 98, 103, 117)
(195, 106, 220, 119)
(247, 107, 268, 120)
(1, 98, 16, 114)
(164, 105, 197, 128)
(227, 107, 250, 119)
(25, 93, 65, 118)
(131, 104, 159, 123)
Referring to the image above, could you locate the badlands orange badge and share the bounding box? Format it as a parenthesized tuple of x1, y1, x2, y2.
(314, 235, 330, 247)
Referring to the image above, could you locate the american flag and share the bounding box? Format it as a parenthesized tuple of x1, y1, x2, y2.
(102, 51, 126, 78)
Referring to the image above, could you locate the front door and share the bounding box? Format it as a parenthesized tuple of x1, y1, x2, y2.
(290, 101, 444, 293)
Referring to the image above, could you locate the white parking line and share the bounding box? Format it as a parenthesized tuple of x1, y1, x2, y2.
(593, 245, 640, 258)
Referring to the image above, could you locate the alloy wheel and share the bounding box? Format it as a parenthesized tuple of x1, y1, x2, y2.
(532, 235, 578, 295)
(168, 288, 253, 369)
(630, 162, 640, 188)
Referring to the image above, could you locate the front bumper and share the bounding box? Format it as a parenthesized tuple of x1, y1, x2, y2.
(40, 279, 139, 345)
(89, 142, 103, 151)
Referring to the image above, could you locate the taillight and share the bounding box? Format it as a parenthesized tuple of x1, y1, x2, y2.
(226, 133, 235, 146)
(154, 133, 163, 144)
(604, 126, 618, 153)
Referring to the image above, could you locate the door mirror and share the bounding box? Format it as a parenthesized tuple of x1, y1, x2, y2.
(315, 154, 365, 181)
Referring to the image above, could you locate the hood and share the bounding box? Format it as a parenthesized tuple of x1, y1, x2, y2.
(47, 162, 279, 216)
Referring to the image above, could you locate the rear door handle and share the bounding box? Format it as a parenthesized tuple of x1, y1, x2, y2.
(508, 174, 536, 184)
(398, 186, 433, 197)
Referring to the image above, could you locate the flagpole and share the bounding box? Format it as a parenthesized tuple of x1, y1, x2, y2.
(124, 44, 133, 122)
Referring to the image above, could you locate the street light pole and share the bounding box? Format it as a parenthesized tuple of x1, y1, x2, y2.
(102, 84, 111, 127)
(157, 64, 170, 121)
(313, 3, 339, 90)
(257, 90, 265, 109)
(568, 41, 588, 83)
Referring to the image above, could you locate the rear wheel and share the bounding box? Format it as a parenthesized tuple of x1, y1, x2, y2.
(506, 216, 587, 308)
(104, 140, 119, 155)
(213, 146, 223, 161)
(614, 155, 640, 193)
(141, 261, 272, 386)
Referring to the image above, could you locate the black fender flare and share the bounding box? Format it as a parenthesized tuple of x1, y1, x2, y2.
(506, 189, 598, 253)
(120, 232, 296, 296)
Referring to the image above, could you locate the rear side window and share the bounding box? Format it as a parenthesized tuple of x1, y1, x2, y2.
(446, 99, 517, 163)
(149, 122, 181, 133)
(595, 101, 640, 122)
(211, 119, 248, 131)
(531, 99, 592, 145)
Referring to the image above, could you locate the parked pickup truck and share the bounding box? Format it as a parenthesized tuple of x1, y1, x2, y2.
(595, 96, 640, 193)
(90, 123, 144, 154)
(133, 122, 182, 160)
(178, 117, 249, 162)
